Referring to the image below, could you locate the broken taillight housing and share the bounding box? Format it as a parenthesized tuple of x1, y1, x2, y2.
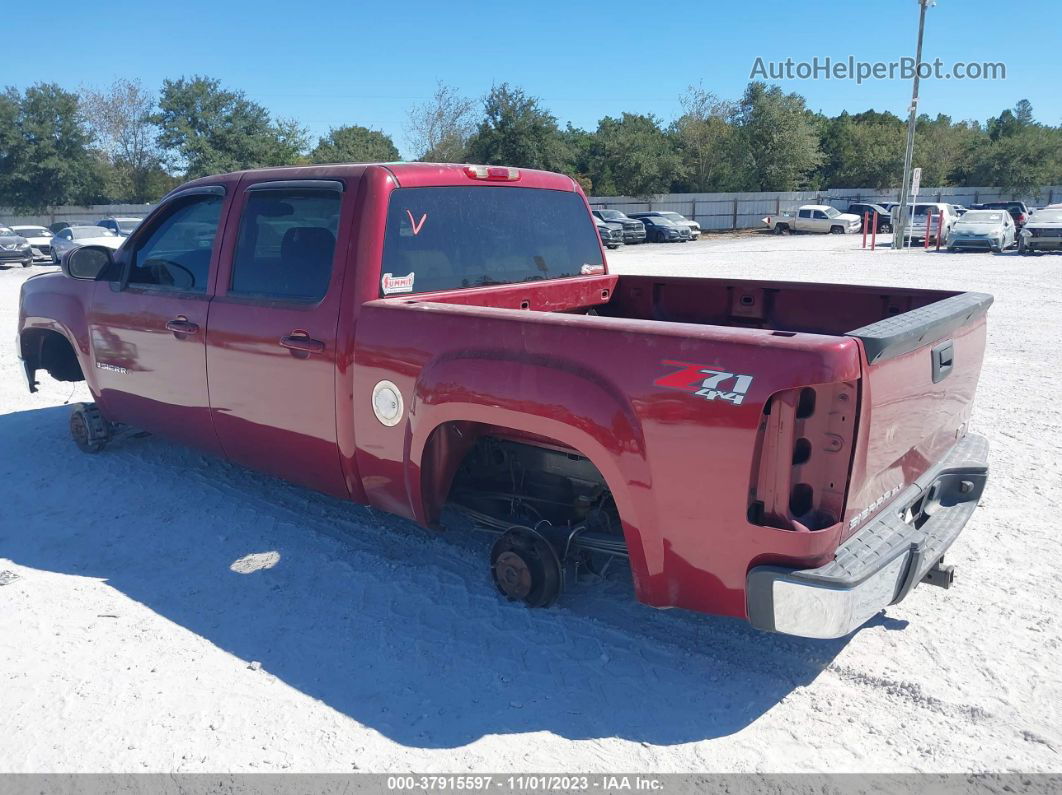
(747, 381, 858, 532)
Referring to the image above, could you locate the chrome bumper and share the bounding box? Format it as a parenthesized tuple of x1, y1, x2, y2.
(747, 433, 989, 639)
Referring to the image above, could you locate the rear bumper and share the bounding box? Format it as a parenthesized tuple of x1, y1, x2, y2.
(746, 433, 989, 639)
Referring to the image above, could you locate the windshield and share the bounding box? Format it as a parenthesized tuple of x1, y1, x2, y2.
(597, 209, 624, 221)
(959, 211, 1004, 224)
(381, 187, 603, 295)
(824, 207, 841, 218)
(1031, 210, 1062, 223)
(70, 226, 114, 239)
(15, 227, 49, 236)
(116, 218, 143, 232)
(912, 205, 940, 217)
(660, 212, 685, 221)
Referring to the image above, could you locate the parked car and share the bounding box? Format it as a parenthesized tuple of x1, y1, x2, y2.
(978, 201, 1031, 230)
(906, 202, 958, 244)
(594, 217, 623, 249)
(0, 228, 33, 267)
(946, 209, 1016, 253)
(1018, 207, 1062, 254)
(591, 209, 646, 244)
(48, 220, 96, 234)
(49, 225, 123, 264)
(845, 203, 892, 233)
(763, 205, 862, 234)
(630, 211, 701, 239)
(97, 217, 144, 237)
(637, 215, 689, 243)
(17, 162, 992, 640)
(11, 225, 55, 261)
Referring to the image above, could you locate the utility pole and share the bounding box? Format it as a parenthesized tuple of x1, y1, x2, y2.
(893, 0, 934, 248)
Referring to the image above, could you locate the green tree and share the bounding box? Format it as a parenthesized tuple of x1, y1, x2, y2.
(818, 110, 905, 189)
(734, 82, 823, 191)
(670, 85, 739, 192)
(0, 83, 103, 211)
(465, 83, 570, 172)
(560, 124, 596, 192)
(154, 76, 307, 177)
(406, 81, 477, 162)
(966, 126, 1062, 194)
(81, 78, 166, 202)
(588, 113, 682, 197)
(913, 114, 983, 187)
(309, 125, 399, 164)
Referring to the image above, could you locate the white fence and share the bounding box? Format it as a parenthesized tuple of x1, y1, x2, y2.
(588, 186, 1062, 231)
(0, 204, 155, 228)
(3, 185, 1061, 231)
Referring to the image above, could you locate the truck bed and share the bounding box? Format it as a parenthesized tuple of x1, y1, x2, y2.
(355, 273, 991, 619)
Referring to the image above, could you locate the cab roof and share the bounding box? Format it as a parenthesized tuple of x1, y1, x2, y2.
(178, 162, 579, 193)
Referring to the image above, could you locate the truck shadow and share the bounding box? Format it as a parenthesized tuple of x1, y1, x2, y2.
(0, 405, 865, 750)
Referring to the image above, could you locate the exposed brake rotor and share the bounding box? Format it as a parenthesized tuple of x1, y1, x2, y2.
(490, 525, 563, 608)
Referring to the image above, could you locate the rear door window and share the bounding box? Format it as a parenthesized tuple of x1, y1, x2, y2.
(380, 186, 602, 295)
(230, 189, 340, 301)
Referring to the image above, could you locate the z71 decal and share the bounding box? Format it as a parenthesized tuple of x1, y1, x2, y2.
(655, 360, 754, 406)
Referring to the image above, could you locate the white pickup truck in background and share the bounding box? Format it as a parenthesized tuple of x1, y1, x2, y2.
(763, 204, 862, 235)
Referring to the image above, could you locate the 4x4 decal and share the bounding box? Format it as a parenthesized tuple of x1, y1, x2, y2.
(655, 360, 754, 406)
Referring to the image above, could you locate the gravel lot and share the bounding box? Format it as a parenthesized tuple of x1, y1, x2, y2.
(1, 234, 1060, 773)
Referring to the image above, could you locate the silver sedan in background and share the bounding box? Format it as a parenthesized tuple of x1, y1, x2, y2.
(49, 225, 123, 264)
(1019, 208, 1062, 254)
(946, 209, 1016, 253)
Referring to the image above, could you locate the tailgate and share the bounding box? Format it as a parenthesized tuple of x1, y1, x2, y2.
(842, 292, 992, 540)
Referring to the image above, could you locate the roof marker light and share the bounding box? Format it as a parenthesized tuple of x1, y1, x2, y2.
(464, 165, 521, 181)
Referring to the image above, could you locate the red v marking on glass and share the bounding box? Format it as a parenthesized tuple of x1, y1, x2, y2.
(406, 210, 428, 235)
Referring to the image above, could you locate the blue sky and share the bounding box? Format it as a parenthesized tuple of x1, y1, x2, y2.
(7, 0, 1056, 158)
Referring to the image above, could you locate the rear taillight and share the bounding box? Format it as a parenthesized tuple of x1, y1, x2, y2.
(464, 165, 520, 181)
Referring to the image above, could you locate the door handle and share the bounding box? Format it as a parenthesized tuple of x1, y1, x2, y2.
(166, 317, 199, 335)
(280, 333, 325, 354)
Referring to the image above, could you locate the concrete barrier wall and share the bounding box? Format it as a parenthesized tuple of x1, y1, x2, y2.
(588, 186, 1062, 231)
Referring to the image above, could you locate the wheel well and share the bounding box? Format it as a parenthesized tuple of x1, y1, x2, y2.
(422, 422, 622, 539)
(21, 329, 84, 383)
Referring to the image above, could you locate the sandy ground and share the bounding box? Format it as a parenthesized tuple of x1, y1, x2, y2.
(1, 234, 1060, 774)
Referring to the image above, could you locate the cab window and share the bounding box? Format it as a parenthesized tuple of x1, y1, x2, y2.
(230, 189, 340, 301)
(128, 195, 223, 291)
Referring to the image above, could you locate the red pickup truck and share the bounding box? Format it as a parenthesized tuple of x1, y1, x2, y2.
(16, 162, 991, 638)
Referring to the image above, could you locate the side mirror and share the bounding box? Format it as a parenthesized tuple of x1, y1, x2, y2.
(63, 245, 114, 281)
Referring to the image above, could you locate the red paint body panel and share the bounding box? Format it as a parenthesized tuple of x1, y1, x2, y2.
(16, 163, 990, 624)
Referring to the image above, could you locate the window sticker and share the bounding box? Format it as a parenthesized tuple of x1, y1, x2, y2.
(581, 264, 605, 275)
(382, 272, 415, 295)
(405, 209, 428, 236)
